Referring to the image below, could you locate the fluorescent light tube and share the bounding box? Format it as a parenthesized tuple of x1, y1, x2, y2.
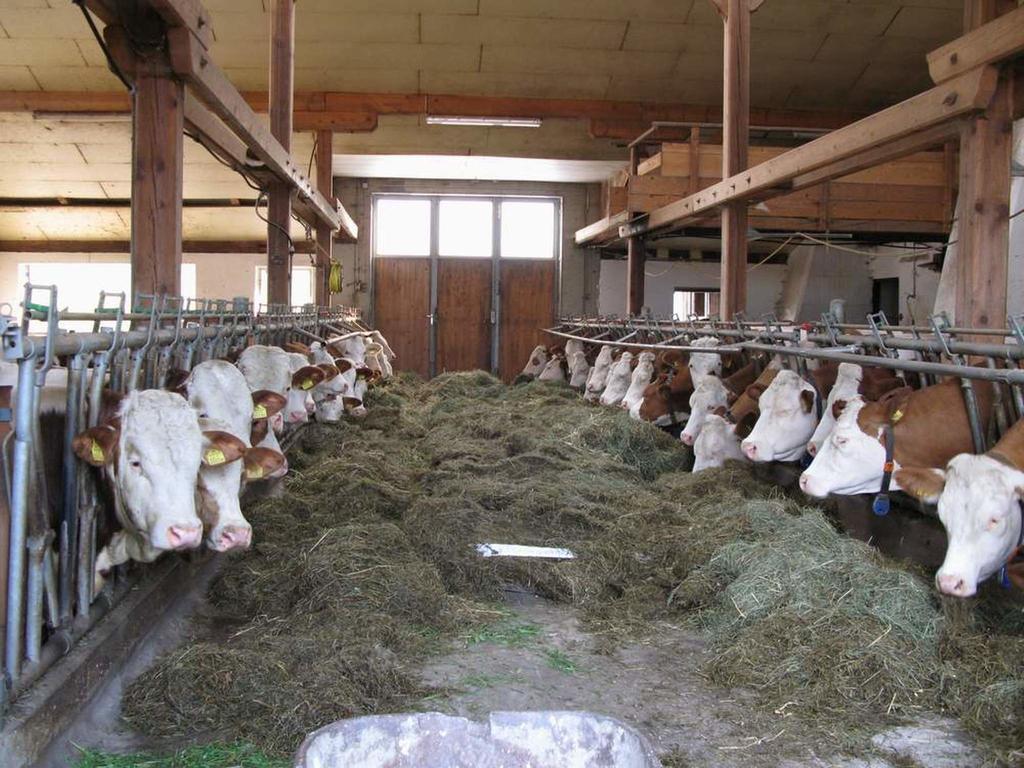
(426, 115, 542, 128)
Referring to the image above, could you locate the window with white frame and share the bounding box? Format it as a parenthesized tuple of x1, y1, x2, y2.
(373, 195, 559, 260)
(254, 265, 316, 309)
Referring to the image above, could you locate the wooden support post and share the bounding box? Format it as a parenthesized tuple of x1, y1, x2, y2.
(266, 0, 295, 306)
(688, 127, 701, 196)
(626, 145, 645, 316)
(955, 0, 1014, 331)
(315, 129, 334, 308)
(131, 60, 184, 304)
(719, 0, 752, 320)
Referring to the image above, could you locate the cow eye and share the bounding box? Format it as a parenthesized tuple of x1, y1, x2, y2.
(988, 517, 1001, 529)
(129, 459, 142, 469)
(834, 436, 848, 447)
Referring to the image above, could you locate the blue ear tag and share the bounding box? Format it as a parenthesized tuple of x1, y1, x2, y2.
(998, 566, 1011, 589)
(872, 494, 890, 517)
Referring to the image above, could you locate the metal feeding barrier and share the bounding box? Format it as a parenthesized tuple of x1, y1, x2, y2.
(545, 310, 1024, 454)
(0, 287, 363, 719)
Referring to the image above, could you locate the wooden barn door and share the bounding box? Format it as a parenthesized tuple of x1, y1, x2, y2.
(498, 260, 557, 381)
(435, 258, 493, 373)
(373, 258, 431, 377)
(371, 195, 560, 379)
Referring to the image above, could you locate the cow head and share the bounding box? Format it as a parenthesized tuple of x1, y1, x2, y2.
(688, 337, 723, 383)
(896, 456, 1024, 598)
(740, 369, 817, 463)
(73, 389, 204, 552)
(287, 364, 327, 423)
(681, 375, 730, 446)
(522, 345, 549, 378)
(693, 412, 748, 473)
(799, 396, 887, 497)
(807, 363, 863, 457)
(568, 351, 590, 390)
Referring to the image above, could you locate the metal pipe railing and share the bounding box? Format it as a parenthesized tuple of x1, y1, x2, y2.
(1, 286, 362, 719)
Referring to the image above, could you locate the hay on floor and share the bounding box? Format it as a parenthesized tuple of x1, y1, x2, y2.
(123, 372, 1024, 761)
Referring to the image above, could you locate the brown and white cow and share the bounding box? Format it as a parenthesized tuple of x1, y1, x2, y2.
(799, 377, 995, 499)
(895, 418, 1024, 597)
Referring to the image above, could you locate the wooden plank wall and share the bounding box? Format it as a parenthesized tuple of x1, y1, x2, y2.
(372, 258, 431, 377)
(619, 142, 951, 234)
(435, 258, 492, 374)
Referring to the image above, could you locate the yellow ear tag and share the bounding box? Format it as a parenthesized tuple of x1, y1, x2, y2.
(90, 440, 105, 463)
(205, 448, 226, 466)
(252, 404, 268, 419)
(892, 409, 904, 424)
(245, 465, 264, 480)
(301, 379, 314, 390)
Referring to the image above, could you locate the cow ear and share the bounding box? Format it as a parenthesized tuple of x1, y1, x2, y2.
(165, 368, 191, 396)
(333, 358, 354, 374)
(355, 366, 374, 380)
(317, 363, 340, 382)
(98, 389, 125, 429)
(73, 426, 118, 466)
(242, 446, 286, 480)
(250, 418, 269, 446)
(712, 405, 728, 418)
(342, 396, 363, 410)
(252, 390, 287, 420)
(291, 365, 326, 390)
(878, 386, 912, 415)
(799, 389, 815, 414)
(201, 430, 247, 467)
(893, 466, 946, 503)
(745, 383, 766, 401)
(284, 341, 311, 356)
(832, 399, 848, 420)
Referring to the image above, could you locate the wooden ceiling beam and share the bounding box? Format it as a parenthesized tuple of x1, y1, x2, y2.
(0, 90, 860, 134)
(928, 4, 1024, 84)
(0, 239, 314, 254)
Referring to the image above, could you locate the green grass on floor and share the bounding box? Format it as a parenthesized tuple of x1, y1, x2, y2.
(73, 742, 288, 768)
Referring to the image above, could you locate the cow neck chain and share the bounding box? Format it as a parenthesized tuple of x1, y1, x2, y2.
(872, 407, 904, 517)
(997, 500, 1024, 589)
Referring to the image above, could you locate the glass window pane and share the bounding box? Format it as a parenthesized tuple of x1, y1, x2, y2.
(500, 201, 556, 259)
(376, 198, 431, 256)
(439, 200, 493, 257)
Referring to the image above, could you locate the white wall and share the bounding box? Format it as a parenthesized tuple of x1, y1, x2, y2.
(597, 246, 942, 324)
(0, 251, 306, 311)
(598, 259, 788, 318)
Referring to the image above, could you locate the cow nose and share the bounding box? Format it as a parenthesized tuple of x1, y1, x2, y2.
(937, 573, 971, 597)
(680, 432, 695, 446)
(167, 524, 202, 550)
(289, 410, 308, 423)
(807, 442, 818, 457)
(799, 474, 810, 493)
(742, 442, 758, 460)
(217, 524, 252, 552)
(305, 398, 316, 414)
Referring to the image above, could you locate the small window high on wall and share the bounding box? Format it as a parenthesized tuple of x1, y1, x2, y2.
(673, 288, 721, 320)
(373, 195, 559, 260)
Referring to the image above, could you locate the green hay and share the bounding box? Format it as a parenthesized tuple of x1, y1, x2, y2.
(121, 370, 1024, 763)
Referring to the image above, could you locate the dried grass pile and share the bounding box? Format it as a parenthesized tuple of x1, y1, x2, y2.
(123, 372, 1024, 762)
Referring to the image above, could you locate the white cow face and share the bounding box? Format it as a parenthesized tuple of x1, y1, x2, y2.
(688, 337, 722, 384)
(568, 351, 590, 390)
(74, 390, 205, 551)
(599, 352, 634, 406)
(521, 345, 549, 378)
(799, 396, 887, 497)
(584, 346, 615, 401)
(621, 358, 655, 411)
(314, 366, 356, 423)
(807, 363, 862, 457)
(538, 356, 567, 382)
(897, 456, 1024, 598)
(693, 414, 748, 473)
(681, 376, 730, 446)
(740, 369, 817, 463)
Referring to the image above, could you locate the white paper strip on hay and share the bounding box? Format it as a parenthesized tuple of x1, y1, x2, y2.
(475, 543, 576, 559)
